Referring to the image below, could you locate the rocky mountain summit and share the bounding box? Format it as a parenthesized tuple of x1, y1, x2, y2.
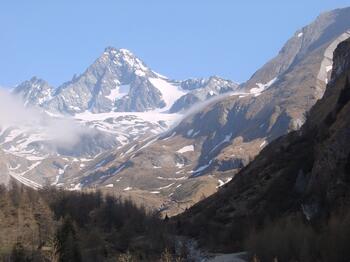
(170, 76, 238, 113)
(13, 77, 54, 107)
(14, 47, 238, 114)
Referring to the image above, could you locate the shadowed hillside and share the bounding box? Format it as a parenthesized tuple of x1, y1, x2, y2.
(175, 38, 350, 261)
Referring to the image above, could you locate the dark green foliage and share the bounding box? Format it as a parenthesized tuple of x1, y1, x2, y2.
(10, 242, 26, 262)
(345, 152, 350, 175)
(324, 111, 336, 127)
(46, 189, 103, 227)
(336, 76, 350, 113)
(324, 77, 350, 129)
(47, 190, 174, 260)
(245, 211, 350, 262)
(0, 184, 175, 261)
(55, 217, 82, 262)
(8, 181, 24, 208)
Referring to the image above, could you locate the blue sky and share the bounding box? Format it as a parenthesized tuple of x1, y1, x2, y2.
(0, 0, 349, 87)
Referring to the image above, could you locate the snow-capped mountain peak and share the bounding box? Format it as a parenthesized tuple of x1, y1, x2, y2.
(102, 47, 151, 77)
(12, 47, 239, 115)
(12, 77, 54, 107)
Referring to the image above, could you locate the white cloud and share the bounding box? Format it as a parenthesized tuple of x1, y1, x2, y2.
(0, 88, 92, 149)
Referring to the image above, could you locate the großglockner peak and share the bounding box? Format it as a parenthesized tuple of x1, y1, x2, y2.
(14, 47, 238, 114)
(2, 46, 239, 192)
(45, 46, 165, 114)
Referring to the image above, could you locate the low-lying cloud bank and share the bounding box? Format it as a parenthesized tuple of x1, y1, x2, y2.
(0, 88, 91, 149)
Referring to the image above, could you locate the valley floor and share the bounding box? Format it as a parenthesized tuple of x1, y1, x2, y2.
(205, 253, 247, 262)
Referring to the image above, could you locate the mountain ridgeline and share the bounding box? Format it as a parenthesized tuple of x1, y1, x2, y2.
(68, 7, 350, 216)
(176, 37, 350, 261)
(13, 48, 238, 114)
(1, 5, 350, 262)
(1, 7, 350, 218)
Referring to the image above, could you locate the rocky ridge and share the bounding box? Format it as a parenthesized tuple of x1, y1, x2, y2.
(177, 36, 350, 251)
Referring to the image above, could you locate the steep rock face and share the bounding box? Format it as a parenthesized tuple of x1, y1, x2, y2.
(302, 39, 350, 204)
(170, 77, 238, 113)
(178, 38, 350, 251)
(242, 7, 350, 94)
(13, 77, 54, 107)
(14, 48, 238, 115)
(46, 47, 161, 114)
(180, 78, 210, 90)
(114, 76, 165, 112)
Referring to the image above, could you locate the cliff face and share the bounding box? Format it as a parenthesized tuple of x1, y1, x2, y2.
(177, 38, 350, 250)
(303, 38, 350, 210)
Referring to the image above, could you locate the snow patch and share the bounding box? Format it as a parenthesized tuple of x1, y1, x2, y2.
(216, 177, 233, 188)
(69, 183, 82, 191)
(148, 78, 187, 110)
(157, 176, 187, 181)
(176, 162, 184, 169)
(113, 164, 126, 175)
(135, 69, 146, 77)
(192, 160, 213, 175)
(326, 65, 333, 73)
(260, 140, 267, 148)
(8, 168, 43, 190)
(106, 83, 130, 101)
(177, 145, 194, 154)
(187, 129, 194, 136)
(152, 71, 168, 79)
(209, 134, 232, 153)
(157, 183, 175, 190)
(250, 77, 277, 96)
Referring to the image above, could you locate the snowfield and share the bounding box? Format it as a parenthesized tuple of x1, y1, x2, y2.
(149, 77, 188, 111)
(250, 77, 277, 96)
(177, 145, 195, 154)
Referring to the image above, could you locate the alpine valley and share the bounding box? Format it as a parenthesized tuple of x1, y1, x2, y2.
(2, 6, 350, 218)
